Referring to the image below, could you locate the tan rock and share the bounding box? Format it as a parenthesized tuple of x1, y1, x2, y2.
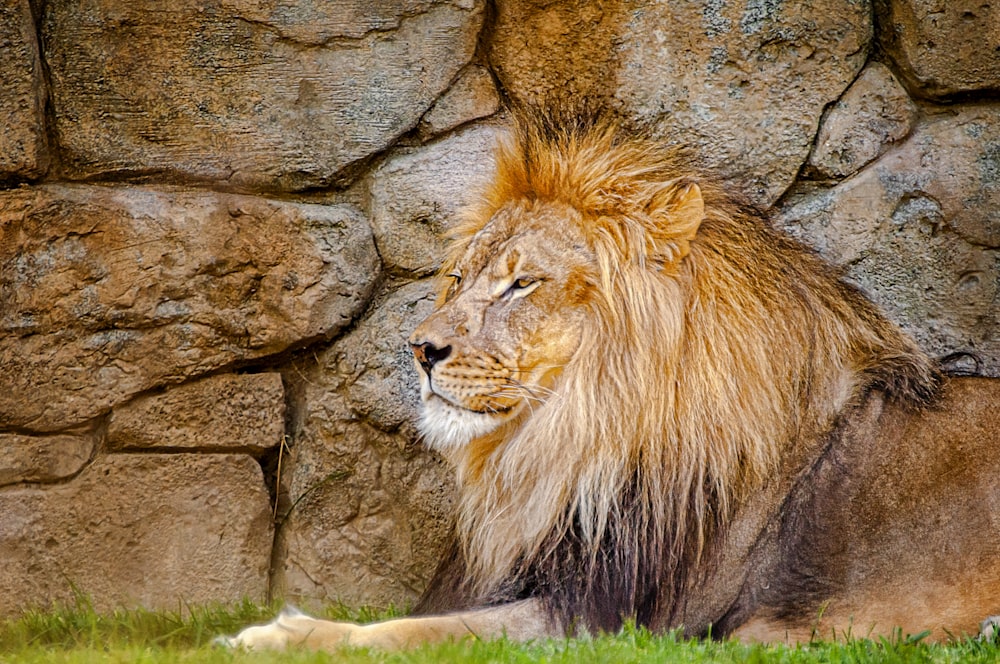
(0, 433, 94, 487)
(419, 65, 501, 137)
(490, 0, 872, 205)
(274, 281, 455, 609)
(808, 62, 918, 179)
(876, 0, 1000, 99)
(0, 185, 379, 431)
(107, 373, 285, 454)
(0, 453, 272, 616)
(778, 105, 1000, 375)
(42, 0, 485, 189)
(368, 124, 501, 274)
(0, 0, 48, 179)
(276, 432, 455, 610)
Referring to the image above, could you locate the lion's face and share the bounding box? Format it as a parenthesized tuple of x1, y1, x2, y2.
(409, 200, 597, 450)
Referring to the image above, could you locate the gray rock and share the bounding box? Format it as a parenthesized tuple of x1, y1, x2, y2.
(332, 280, 438, 437)
(0, 453, 272, 616)
(0, 433, 94, 487)
(876, 0, 1000, 99)
(0, 185, 379, 431)
(779, 106, 1000, 376)
(42, 0, 485, 189)
(490, 0, 873, 205)
(107, 373, 286, 454)
(368, 124, 501, 274)
(419, 65, 501, 138)
(0, 0, 48, 179)
(808, 62, 918, 179)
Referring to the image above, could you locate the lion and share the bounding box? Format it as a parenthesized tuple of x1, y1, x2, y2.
(224, 111, 1000, 650)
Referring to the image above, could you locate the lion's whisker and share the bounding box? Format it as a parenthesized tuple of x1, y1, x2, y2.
(488, 386, 549, 406)
(506, 377, 555, 393)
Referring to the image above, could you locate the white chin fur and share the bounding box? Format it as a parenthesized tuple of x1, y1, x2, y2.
(418, 394, 503, 451)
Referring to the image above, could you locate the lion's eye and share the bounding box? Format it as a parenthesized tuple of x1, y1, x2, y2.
(504, 276, 540, 299)
(514, 277, 534, 289)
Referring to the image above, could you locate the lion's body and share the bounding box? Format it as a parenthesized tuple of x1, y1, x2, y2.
(226, 113, 1000, 650)
(723, 378, 1000, 641)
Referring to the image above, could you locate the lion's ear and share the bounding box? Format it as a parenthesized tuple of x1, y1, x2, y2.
(646, 181, 705, 265)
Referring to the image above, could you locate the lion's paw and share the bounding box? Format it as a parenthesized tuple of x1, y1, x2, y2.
(216, 607, 313, 651)
(215, 622, 289, 650)
(217, 607, 363, 651)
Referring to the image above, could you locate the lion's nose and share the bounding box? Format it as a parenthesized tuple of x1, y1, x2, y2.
(410, 340, 452, 376)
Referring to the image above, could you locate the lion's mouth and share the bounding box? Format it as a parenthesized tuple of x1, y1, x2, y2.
(427, 391, 514, 416)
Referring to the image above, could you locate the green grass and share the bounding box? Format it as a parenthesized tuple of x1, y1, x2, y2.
(2, 598, 998, 663)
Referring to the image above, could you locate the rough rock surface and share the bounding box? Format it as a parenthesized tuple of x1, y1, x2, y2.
(368, 124, 501, 275)
(42, 0, 485, 189)
(274, 280, 455, 609)
(0, 453, 272, 616)
(328, 281, 437, 437)
(0, 185, 378, 431)
(779, 106, 1000, 376)
(107, 373, 286, 454)
(876, 0, 1000, 99)
(0, 433, 94, 487)
(808, 62, 918, 179)
(419, 65, 501, 138)
(0, 0, 48, 180)
(490, 0, 872, 205)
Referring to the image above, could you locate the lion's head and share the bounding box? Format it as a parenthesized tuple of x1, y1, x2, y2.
(408, 196, 597, 450)
(409, 112, 939, 630)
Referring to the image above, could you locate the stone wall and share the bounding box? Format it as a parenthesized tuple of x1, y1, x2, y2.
(1, 0, 997, 616)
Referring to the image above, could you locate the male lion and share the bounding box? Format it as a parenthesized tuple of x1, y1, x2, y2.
(226, 113, 1000, 649)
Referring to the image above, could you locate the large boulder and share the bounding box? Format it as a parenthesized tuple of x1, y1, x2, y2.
(42, 0, 485, 189)
(0, 453, 272, 616)
(274, 280, 455, 609)
(0, 185, 378, 431)
(778, 106, 1000, 376)
(490, 0, 872, 205)
(0, 0, 48, 180)
(876, 0, 1000, 99)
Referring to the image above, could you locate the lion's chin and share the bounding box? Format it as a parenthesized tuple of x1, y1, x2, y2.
(418, 394, 507, 451)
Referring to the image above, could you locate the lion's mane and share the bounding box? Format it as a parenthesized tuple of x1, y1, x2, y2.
(418, 112, 940, 632)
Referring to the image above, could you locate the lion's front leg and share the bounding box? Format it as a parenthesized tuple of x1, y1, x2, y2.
(220, 599, 555, 651)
